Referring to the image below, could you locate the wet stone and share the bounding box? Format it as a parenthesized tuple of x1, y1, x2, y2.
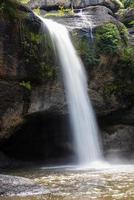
(0, 174, 49, 197)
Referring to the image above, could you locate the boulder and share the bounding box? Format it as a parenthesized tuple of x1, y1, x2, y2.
(28, 0, 122, 12)
(0, 174, 48, 196)
(51, 6, 116, 29)
(73, 0, 123, 12)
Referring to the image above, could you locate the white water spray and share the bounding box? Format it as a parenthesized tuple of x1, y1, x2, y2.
(39, 16, 102, 166)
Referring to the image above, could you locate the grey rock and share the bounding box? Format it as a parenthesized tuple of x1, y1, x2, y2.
(0, 174, 48, 196)
(50, 6, 116, 29)
(117, 8, 134, 23)
(103, 125, 134, 158)
(29, 82, 67, 115)
(28, 0, 122, 12)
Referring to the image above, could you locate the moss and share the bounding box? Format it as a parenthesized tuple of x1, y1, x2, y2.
(72, 32, 99, 70)
(21, 24, 57, 82)
(104, 47, 134, 105)
(120, 0, 134, 8)
(95, 23, 122, 55)
(117, 24, 129, 45)
(96, 22, 134, 105)
(33, 8, 41, 15)
(126, 20, 134, 28)
(20, 81, 32, 90)
(45, 7, 74, 18)
(18, 0, 30, 4)
(0, 0, 27, 21)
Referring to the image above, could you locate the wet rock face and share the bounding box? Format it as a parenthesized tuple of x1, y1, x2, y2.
(0, 111, 74, 163)
(0, 81, 24, 140)
(52, 5, 116, 29)
(0, 174, 48, 196)
(0, 5, 41, 80)
(102, 125, 134, 160)
(0, 3, 53, 140)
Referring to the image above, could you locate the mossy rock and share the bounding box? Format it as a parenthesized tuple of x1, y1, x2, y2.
(95, 23, 128, 55)
(0, 0, 57, 83)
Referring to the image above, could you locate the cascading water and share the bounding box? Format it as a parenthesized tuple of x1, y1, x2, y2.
(38, 16, 102, 166)
(77, 9, 93, 42)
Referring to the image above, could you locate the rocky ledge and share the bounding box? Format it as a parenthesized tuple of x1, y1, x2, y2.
(28, 0, 123, 12)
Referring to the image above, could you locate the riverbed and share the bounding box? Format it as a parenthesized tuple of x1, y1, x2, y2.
(0, 164, 134, 200)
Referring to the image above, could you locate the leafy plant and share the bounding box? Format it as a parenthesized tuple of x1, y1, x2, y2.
(0, 0, 27, 21)
(95, 23, 122, 55)
(20, 81, 32, 90)
(45, 6, 74, 18)
(120, 0, 134, 8)
(33, 7, 40, 15)
(18, 0, 30, 4)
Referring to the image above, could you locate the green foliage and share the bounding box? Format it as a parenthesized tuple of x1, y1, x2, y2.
(117, 24, 129, 45)
(0, 0, 27, 21)
(95, 23, 125, 55)
(72, 32, 99, 68)
(21, 25, 57, 82)
(120, 0, 134, 8)
(45, 6, 74, 18)
(18, 0, 30, 4)
(104, 47, 134, 104)
(33, 8, 41, 15)
(128, 20, 134, 27)
(0, 0, 18, 20)
(121, 46, 134, 61)
(20, 81, 32, 90)
(58, 6, 74, 16)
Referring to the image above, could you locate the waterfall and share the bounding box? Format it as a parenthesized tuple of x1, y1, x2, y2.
(38, 16, 102, 166)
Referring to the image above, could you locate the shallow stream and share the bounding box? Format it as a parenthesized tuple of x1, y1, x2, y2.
(1, 164, 134, 200)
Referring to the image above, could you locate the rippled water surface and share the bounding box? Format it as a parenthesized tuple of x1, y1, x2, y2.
(1, 165, 134, 200)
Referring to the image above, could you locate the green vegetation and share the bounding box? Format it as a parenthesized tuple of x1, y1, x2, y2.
(21, 26, 57, 82)
(120, 0, 134, 8)
(0, 0, 57, 83)
(0, 0, 30, 21)
(72, 22, 130, 78)
(45, 6, 74, 18)
(33, 8, 41, 15)
(95, 23, 122, 55)
(20, 81, 32, 90)
(0, 0, 20, 20)
(104, 46, 134, 104)
(18, 0, 30, 4)
(118, 24, 129, 45)
(129, 21, 134, 26)
(72, 32, 99, 68)
(93, 22, 134, 105)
